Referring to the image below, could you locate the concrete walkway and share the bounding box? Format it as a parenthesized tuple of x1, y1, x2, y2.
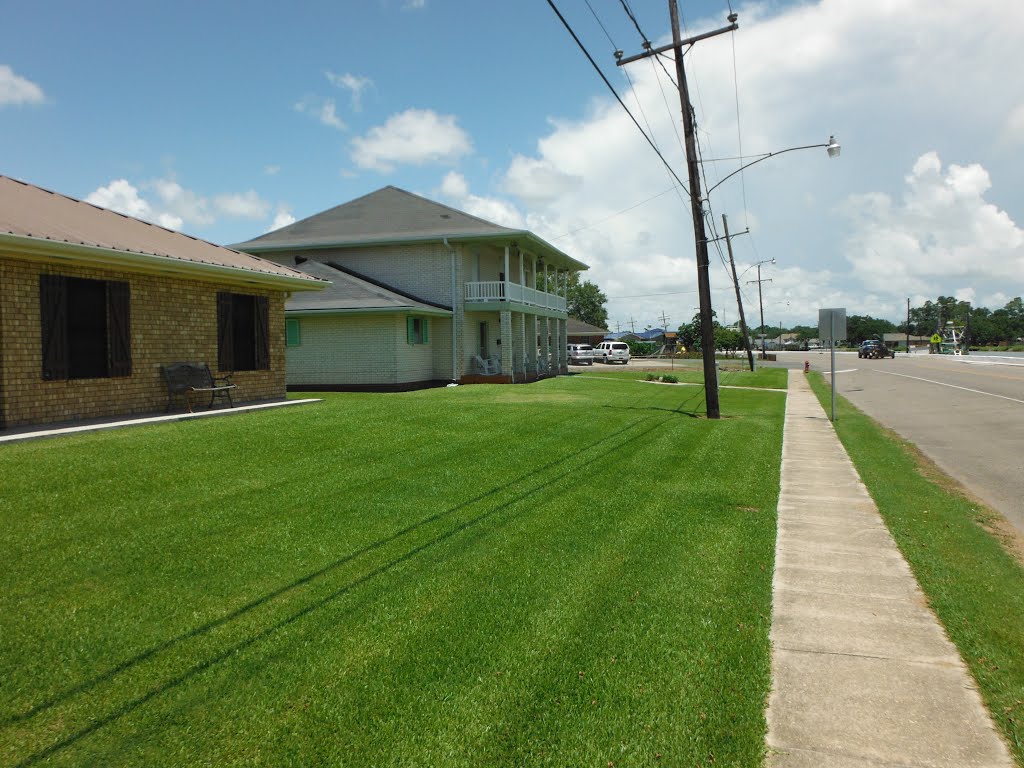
(766, 371, 1012, 767)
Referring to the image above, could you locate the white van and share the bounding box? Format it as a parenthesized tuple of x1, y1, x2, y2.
(593, 341, 631, 364)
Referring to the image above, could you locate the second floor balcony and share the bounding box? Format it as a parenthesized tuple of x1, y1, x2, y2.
(465, 281, 567, 313)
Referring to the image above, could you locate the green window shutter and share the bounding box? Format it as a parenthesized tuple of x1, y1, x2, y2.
(407, 316, 415, 344)
(422, 318, 429, 344)
(286, 318, 301, 347)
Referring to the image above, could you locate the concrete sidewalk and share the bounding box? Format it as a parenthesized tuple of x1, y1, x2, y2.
(766, 371, 1011, 767)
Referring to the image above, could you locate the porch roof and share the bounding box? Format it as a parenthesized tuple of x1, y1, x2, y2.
(286, 260, 451, 316)
(232, 185, 588, 272)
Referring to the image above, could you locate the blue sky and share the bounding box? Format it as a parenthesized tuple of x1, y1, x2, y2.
(3, 0, 1022, 331)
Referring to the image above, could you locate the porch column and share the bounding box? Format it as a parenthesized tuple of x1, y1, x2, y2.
(512, 311, 525, 374)
(503, 246, 510, 293)
(540, 316, 550, 373)
(500, 310, 513, 377)
(530, 314, 539, 373)
(558, 317, 568, 374)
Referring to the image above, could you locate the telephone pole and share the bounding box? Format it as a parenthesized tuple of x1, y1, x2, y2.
(616, 2, 736, 419)
(722, 214, 755, 371)
(747, 265, 773, 359)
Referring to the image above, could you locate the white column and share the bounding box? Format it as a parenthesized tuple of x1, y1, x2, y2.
(540, 316, 550, 372)
(558, 317, 569, 374)
(500, 310, 513, 377)
(503, 246, 510, 296)
(511, 311, 525, 374)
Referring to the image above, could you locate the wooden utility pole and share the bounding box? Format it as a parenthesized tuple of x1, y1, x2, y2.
(747, 266, 772, 359)
(723, 214, 755, 371)
(617, 4, 736, 418)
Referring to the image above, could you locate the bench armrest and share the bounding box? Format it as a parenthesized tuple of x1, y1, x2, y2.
(212, 373, 234, 386)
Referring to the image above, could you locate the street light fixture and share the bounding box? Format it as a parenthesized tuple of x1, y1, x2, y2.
(705, 136, 842, 198)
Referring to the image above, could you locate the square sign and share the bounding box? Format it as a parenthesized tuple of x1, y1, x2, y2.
(819, 308, 847, 342)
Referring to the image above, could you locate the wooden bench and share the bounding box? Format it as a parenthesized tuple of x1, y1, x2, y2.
(160, 363, 235, 413)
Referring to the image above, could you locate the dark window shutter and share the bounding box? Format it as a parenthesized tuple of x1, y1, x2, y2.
(254, 295, 269, 370)
(39, 274, 69, 380)
(217, 292, 234, 372)
(106, 280, 132, 377)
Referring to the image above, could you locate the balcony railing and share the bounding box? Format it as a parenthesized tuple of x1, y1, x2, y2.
(464, 281, 566, 312)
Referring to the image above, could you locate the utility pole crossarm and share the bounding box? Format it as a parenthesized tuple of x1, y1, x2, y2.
(614, 1, 737, 418)
(614, 22, 738, 66)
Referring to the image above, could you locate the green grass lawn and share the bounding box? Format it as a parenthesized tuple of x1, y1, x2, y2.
(1, 373, 784, 767)
(807, 373, 1024, 763)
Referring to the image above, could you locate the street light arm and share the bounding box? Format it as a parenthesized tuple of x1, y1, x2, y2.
(704, 143, 832, 198)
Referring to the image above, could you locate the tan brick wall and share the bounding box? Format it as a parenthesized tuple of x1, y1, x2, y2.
(0, 256, 287, 428)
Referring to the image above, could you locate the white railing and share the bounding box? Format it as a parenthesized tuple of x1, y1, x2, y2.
(464, 281, 567, 312)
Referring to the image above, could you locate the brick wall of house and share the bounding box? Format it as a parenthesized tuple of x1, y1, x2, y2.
(0, 256, 287, 428)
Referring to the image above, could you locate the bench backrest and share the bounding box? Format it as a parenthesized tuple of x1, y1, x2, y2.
(161, 362, 214, 393)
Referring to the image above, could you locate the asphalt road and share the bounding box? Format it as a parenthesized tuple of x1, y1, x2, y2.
(795, 350, 1024, 534)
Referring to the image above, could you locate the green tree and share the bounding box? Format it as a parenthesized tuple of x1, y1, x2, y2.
(564, 272, 609, 329)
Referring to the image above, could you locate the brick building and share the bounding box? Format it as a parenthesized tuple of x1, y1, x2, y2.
(233, 186, 588, 388)
(0, 176, 324, 430)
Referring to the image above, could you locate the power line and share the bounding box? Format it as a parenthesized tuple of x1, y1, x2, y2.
(551, 184, 681, 239)
(545, 0, 690, 197)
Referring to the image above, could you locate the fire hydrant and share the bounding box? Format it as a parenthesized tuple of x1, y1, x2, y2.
(804, 360, 810, 374)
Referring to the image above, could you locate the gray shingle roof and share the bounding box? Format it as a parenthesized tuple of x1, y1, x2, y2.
(232, 186, 587, 270)
(286, 260, 451, 315)
(0, 175, 324, 289)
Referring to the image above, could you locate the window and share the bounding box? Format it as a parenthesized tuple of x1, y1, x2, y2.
(285, 318, 301, 347)
(217, 292, 269, 372)
(407, 316, 429, 345)
(39, 274, 131, 380)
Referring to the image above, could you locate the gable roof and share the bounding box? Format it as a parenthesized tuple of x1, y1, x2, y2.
(567, 317, 610, 336)
(232, 186, 588, 271)
(286, 260, 451, 316)
(0, 175, 324, 291)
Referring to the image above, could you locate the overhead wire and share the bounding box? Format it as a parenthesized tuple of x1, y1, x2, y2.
(545, 0, 690, 197)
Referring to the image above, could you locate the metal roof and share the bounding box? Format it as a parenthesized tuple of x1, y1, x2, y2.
(286, 260, 451, 315)
(0, 175, 324, 289)
(232, 185, 588, 271)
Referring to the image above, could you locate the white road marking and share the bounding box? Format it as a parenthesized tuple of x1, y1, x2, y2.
(872, 369, 1024, 405)
(822, 369, 858, 375)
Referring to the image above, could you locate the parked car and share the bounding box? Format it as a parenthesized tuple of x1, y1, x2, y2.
(593, 341, 631, 364)
(858, 340, 894, 359)
(567, 343, 594, 365)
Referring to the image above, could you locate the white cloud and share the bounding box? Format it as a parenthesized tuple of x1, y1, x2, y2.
(267, 206, 296, 233)
(471, 0, 1024, 327)
(326, 71, 372, 111)
(0, 65, 45, 106)
(151, 179, 214, 227)
(436, 172, 525, 229)
(86, 179, 151, 219)
(404, 0, 426, 8)
(843, 152, 1024, 296)
(1002, 103, 1024, 145)
(86, 177, 275, 233)
(503, 157, 583, 206)
(350, 109, 472, 172)
(439, 170, 468, 199)
(264, 164, 281, 176)
(214, 190, 271, 219)
(294, 97, 346, 131)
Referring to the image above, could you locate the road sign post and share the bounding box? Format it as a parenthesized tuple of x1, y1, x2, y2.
(819, 308, 847, 422)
